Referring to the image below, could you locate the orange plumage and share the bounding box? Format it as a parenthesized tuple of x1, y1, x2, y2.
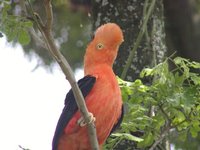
(53, 23, 124, 150)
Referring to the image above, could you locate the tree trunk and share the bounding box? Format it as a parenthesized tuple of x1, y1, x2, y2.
(91, 0, 166, 81)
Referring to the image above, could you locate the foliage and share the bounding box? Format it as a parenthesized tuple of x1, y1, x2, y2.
(104, 57, 200, 149)
(0, 1, 32, 45)
(0, 0, 91, 68)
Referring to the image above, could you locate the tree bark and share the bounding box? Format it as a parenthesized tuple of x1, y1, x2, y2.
(91, 0, 166, 81)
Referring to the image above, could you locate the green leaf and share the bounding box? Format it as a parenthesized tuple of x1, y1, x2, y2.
(153, 115, 165, 130)
(137, 132, 154, 148)
(140, 68, 153, 78)
(1, 3, 10, 20)
(189, 61, 200, 69)
(174, 57, 185, 65)
(172, 110, 185, 126)
(112, 133, 144, 142)
(190, 73, 200, 85)
(18, 30, 30, 45)
(192, 120, 200, 129)
(23, 21, 33, 27)
(6, 25, 18, 42)
(174, 72, 185, 85)
(177, 130, 188, 142)
(190, 126, 198, 138)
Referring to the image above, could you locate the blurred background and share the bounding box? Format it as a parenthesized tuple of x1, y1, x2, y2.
(0, 0, 200, 149)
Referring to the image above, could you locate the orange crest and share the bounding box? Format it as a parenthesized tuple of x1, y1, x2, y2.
(94, 23, 124, 48)
(84, 23, 124, 75)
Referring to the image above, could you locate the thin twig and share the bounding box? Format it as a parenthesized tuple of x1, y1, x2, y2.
(25, 0, 99, 149)
(149, 116, 189, 150)
(150, 106, 190, 150)
(159, 104, 171, 124)
(168, 57, 192, 87)
(18, 145, 30, 150)
(149, 126, 171, 150)
(120, 0, 156, 79)
(20, 0, 47, 49)
(29, 28, 47, 49)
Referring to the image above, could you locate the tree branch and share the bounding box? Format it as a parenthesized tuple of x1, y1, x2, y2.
(25, 0, 99, 149)
(20, 0, 47, 49)
(150, 104, 191, 150)
(159, 104, 171, 125)
(149, 126, 171, 150)
(44, 0, 53, 30)
(120, 0, 156, 79)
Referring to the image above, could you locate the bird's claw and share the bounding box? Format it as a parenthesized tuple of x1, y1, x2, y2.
(77, 112, 96, 127)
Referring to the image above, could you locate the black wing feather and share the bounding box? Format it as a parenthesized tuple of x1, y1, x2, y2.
(52, 75, 96, 150)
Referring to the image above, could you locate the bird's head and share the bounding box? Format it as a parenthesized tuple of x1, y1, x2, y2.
(84, 23, 124, 73)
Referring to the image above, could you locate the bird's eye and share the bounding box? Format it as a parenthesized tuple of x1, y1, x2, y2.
(96, 43, 104, 50)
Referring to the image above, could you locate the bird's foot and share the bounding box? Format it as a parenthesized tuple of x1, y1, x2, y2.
(77, 112, 96, 127)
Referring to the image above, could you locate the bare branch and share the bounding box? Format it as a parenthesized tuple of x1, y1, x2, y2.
(44, 0, 53, 30)
(120, 0, 156, 79)
(29, 28, 47, 49)
(26, 0, 99, 149)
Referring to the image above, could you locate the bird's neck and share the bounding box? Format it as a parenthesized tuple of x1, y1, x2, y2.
(84, 63, 113, 76)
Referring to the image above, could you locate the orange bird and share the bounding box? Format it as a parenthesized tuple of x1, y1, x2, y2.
(52, 23, 124, 150)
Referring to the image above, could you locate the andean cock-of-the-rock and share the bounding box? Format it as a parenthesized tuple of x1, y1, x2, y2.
(52, 23, 124, 150)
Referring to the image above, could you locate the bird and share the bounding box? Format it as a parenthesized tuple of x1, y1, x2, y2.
(52, 23, 124, 150)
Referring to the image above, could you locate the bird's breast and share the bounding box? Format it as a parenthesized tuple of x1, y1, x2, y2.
(85, 69, 122, 144)
(59, 66, 122, 150)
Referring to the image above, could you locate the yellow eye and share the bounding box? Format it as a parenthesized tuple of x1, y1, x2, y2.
(96, 43, 104, 50)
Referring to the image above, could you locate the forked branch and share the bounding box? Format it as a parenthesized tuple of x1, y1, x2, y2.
(25, 0, 99, 149)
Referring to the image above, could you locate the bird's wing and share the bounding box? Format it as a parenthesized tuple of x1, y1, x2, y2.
(110, 104, 124, 134)
(52, 75, 96, 150)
